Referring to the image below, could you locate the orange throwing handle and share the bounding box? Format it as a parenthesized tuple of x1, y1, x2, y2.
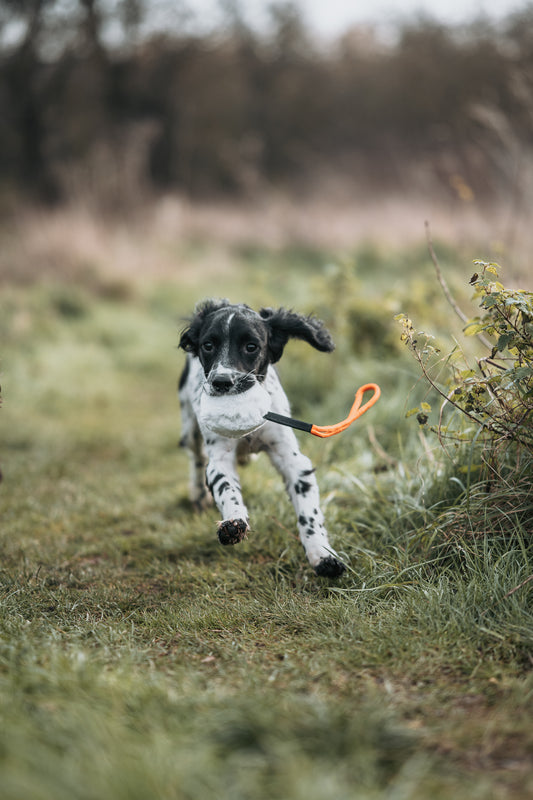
(310, 383, 381, 437)
(263, 383, 381, 438)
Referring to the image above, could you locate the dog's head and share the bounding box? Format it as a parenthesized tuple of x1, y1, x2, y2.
(179, 300, 334, 396)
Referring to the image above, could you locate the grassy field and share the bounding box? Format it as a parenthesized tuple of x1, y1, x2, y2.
(1, 211, 532, 799)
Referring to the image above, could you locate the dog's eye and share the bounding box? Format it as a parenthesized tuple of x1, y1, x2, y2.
(201, 341, 215, 352)
(245, 342, 258, 353)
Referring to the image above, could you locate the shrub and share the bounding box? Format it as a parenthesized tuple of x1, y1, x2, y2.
(396, 261, 533, 545)
(398, 262, 532, 454)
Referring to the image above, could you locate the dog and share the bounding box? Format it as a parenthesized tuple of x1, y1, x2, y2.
(178, 299, 346, 577)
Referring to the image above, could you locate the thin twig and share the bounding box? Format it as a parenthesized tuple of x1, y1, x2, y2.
(417, 429, 437, 464)
(480, 358, 509, 371)
(425, 221, 493, 350)
(425, 221, 468, 324)
(502, 574, 533, 600)
(367, 425, 397, 467)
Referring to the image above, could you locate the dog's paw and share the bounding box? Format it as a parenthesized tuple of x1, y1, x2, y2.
(217, 518, 249, 545)
(314, 556, 346, 578)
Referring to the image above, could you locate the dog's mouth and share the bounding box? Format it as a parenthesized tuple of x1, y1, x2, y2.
(207, 373, 256, 396)
(199, 379, 272, 438)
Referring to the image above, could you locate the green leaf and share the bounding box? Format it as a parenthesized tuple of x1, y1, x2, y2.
(510, 367, 533, 380)
(496, 332, 514, 351)
(464, 322, 486, 336)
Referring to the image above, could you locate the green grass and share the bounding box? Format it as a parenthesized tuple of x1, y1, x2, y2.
(1, 240, 532, 799)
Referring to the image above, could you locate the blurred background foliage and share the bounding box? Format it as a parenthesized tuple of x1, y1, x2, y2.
(1, 0, 533, 211)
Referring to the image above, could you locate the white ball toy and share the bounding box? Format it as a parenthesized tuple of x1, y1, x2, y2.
(199, 383, 272, 438)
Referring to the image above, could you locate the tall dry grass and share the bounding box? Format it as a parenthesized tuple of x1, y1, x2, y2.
(1, 184, 531, 288)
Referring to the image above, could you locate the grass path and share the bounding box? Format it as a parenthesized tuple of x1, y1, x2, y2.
(1, 246, 531, 798)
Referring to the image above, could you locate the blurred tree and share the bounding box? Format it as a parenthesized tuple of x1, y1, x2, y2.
(0, 0, 58, 199)
(119, 0, 145, 42)
(0, 1, 531, 205)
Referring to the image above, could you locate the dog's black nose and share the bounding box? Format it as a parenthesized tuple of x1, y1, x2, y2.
(211, 375, 234, 394)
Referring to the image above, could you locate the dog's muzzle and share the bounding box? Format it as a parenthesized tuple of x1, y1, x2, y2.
(207, 369, 255, 396)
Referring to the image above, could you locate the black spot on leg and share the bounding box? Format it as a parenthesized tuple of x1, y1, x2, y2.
(294, 480, 312, 496)
(216, 481, 231, 496)
(207, 472, 225, 492)
(301, 468, 316, 477)
(298, 514, 307, 527)
(306, 527, 315, 537)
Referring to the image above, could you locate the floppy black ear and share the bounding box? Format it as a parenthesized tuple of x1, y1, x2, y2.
(259, 307, 334, 363)
(179, 299, 230, 354)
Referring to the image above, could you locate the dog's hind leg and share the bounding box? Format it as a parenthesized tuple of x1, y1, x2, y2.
(179, 417, 211, 510)
(182, 424, 212, 511)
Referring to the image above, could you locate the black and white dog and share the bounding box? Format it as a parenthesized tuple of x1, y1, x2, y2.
(178, 300, 345, 577)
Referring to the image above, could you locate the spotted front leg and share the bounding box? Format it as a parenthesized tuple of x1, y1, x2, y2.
(264, 425, 345, 577)
(204, 438, 250, 545)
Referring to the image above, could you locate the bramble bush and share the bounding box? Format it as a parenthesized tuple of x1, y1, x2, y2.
(397, 262, 533, 482)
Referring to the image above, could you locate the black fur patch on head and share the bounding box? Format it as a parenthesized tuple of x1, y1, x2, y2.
(179, 300, 270, 385)
(179, 299, 232, 355)
(179, 301, 334, 375)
